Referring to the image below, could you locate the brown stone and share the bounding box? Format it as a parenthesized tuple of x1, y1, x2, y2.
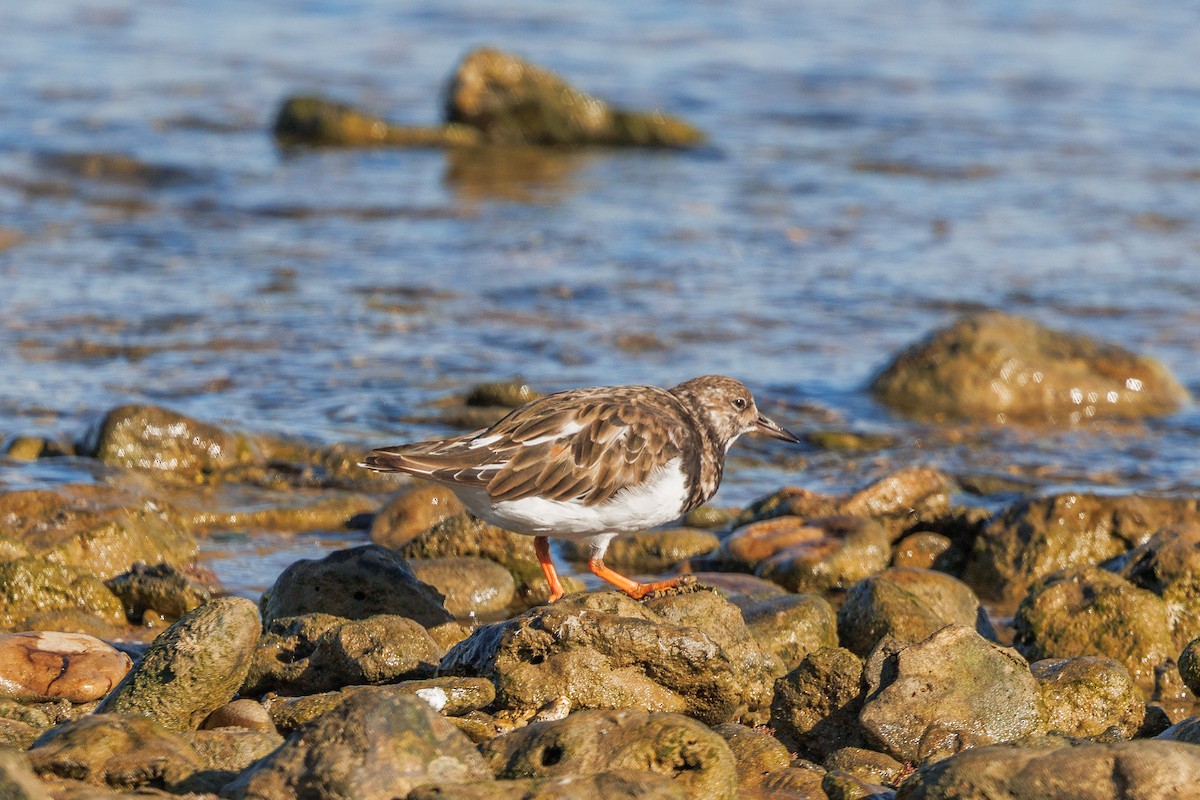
(0, 631, 131, 703)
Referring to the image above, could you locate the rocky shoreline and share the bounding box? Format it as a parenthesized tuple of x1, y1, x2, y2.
(1, 312, 1198, 799)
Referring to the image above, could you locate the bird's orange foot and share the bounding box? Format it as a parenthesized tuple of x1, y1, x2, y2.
(588, 558, 692, 600)
(535, 535, 565, 602)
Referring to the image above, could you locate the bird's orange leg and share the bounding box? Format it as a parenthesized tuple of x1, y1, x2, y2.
(588, 557, 682, 600)
(534, 536, 565, 603)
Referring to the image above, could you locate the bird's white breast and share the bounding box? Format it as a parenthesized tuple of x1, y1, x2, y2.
(451, 457, 690, 539)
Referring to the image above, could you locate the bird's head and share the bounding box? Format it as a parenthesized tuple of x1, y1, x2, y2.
(670, 375, 800, 449)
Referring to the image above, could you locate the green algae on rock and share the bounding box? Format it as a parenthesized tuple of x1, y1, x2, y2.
(274, 95, 483, 148)
(0, 558, 126, 632)
(871, 310, 1189, 423)
(1031, 656, 1145, 740)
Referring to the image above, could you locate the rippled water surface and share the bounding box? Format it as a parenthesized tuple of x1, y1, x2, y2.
(2, 2, 1200, 588)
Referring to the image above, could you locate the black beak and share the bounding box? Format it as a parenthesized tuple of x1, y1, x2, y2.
(754, 413, 801, 444)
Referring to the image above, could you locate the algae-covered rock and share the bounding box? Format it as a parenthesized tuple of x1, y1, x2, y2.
(966, 493, 1199, 604)
(409, 557, 516, 617)
(871, 311, 1189, 422)
(0, 631, 131, 703)
(223, 688, 492, 800)
(264, 678, 494, 735)
(837, 567, 995, 657)
(104, 561, 213, 622)
(1032, 657, 1144, 740)
(27, 714, 204, 790)
(97, 597, 261, 730)
(260, 544, 452, 628)
(712, 722, 793, 789)
(897, 739, 1200, 800)
(1117, 523, 1200, 639)
(182, 727, 285, 791)
(446, 47, 705, 148)
(241, 612, 441, 696)
(407, 771, 686, 800)
(732, 592, 838, 672)
(859, 626, 1042, 764)
(770, 646, 867, 760)
(824, 747, 906, 789)
(274, 94, 482, 148)
(482, 709, 737, 800)
(1013, 567, 1177, 691)
(0, 749, 48, 800)
(0, 558, 125, 632)
(441, 590, 780, 726)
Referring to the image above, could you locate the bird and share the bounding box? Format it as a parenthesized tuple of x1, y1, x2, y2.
(360, 375, 800, 602)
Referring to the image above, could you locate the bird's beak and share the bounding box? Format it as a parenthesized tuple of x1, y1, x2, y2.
(754, 413, 801, 443)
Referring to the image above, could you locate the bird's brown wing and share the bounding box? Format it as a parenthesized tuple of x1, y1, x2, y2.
(361, 386, 688, 507)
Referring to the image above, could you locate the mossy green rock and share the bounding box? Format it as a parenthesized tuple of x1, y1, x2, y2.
(1032, 657, 1144, 740)
(27, 713, 203, 790)
(1013, 567, 1177, 692)
(871, 310, 1189, 423)
(97, 597, 261, 730)
(224, 688, 492, 800)
(105, 561, 213, 622)
(1117, 523, 1200, 640)
(0, 558, 125, 631)
(483, 709, 736, 800)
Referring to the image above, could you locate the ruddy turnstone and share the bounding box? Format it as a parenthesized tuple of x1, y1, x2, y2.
(361, 375, 799, 602)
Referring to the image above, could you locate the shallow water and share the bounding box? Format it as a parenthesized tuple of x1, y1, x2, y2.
(2, 1, 1199, 592)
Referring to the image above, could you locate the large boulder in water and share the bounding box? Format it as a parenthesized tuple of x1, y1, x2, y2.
(871, 311, 1188, 423)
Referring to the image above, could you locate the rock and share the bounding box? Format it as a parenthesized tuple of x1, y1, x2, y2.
(0, 485, 196, 581)
(824, 747, 906, 788)
(696, 572, 789, 601)
(97, 597, 260, 730)
(27, 714, 203, 790)
(1032, 657, 1144, 740)
(965, 493, 1200, 604)
(265, 679, 495, 734)
(1179, 636, 1200, 696)
(859, 626, 1042, 764)
(441, 590, 780, 726)
(684, 505, 737, 530)
(370, 484, 464, 549)
(183, 728, 286, 791)
(823, 769, 893, 800)
(202, 699, 275, 732)
(273, 94, 482, 148)
(771, 647, 867, 760)
(734, 593, 839, 672)
(182, 487, 377, 534)
(409, 557, 516, 617)
(464, 379, 543, 408)
(259, 544, 452, 628)
(759, 764, 829, 797)
(1013, 567, 1176, 691)
(891, 531, 953, 570)
(223, 688, 491, 800)
(406, 771, 687, 800)
(1116, 523, 1200, 639)
(897, 739, 1200, 800)
(396, 514, 583, 606)
(736, 467, 954, 540)
(1158, 715, 1200, 744)
(837, 567, 995, 657)
(560, 528, 720, 572)
(712, 722, 793, 788)
(446, 47, 705, 148)
(0, 558, 126, 632)
(87, 403, 261, 479)
(0, 748, 49, 800)
(483, 709, 736, 800)
(241, 612, 441, 696)
(0, 631, 131, 703)
(750, 516, 893, 594)
(104, 561, 213, 622)
(871, 311, 1189, 422)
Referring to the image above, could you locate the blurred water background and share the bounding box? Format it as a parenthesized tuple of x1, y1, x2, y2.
(2, 1, 1198, 592)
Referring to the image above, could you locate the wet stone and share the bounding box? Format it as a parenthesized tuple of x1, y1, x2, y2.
(1032, 657, 1144, 740)
(1116, 523, 1200, 639)
(859, 626, 1042, 764)
(891, 531, 953, 570)
(104, 561, 213, 623)
(409, 557, 516, 617)
(0, 631, 131, 703)
(406, 770, 687, 800)
(770, 646, 867, 760)
(259, 544, 453, 628)
(482, 708, 737, 800)
(560, 528, 720, 571)
(752, 516, 892, 594)
(1179, 636, 1200, 696)
(837, 567, 995, 657)
(182, 727, 286, 791)
(734, 592, 839, 672)
(824, 746, 906, 788)
(97, 597, 261, 731)
(265, 678, 494, 735)
(0, 558, 126, 632)
(712, 722, 793, 788)
(369, 483, 464, 549)
(0, 748, 48, 800)
(201, 698, 275, 732)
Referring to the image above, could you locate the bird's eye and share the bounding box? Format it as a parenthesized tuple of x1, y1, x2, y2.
(732, 397, 747, 410)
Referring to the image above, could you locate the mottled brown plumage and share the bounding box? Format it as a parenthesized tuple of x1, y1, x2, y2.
(361, 375, 799, 601)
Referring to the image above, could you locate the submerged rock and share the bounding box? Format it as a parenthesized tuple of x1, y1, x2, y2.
(259, 544, 452, 628)
(97, 597, 261, 731)
(859, 626, 1042, 764)
(1013, 567, 1177, 692)
(441, 590, 781, 726)
(966, 493, 1200, 604)
(274, 95, 482, 148)
(0, 631, 131, 703)
(482, 709, 737, 800)
(224, 688, 492, 800)
(242, 612, 441, 696)
(898, 739, 1200, 800)
(837, 567, 995, 657)
(871, 310, 1189, 423)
